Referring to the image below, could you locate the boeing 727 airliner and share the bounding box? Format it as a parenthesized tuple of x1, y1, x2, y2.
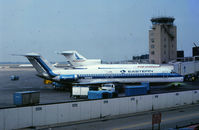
(58, 50, 101, 67)
(23, 53, 183, 87)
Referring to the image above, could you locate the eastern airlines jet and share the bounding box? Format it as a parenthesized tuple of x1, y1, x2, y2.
(23, 53, 183, 86)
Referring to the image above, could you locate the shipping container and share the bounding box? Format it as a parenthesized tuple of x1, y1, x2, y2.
(141, 82, 150, 91)
(88, 90, 113, 99)
(125, 85, 147, 96)
(13, 91, 40, 106)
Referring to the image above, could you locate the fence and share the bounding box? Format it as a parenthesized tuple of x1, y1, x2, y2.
(0, 90, 199, 130)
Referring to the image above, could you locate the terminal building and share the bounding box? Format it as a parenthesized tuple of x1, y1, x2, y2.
(149, 17, 177, 64)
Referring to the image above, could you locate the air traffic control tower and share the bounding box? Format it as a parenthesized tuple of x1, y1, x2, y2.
(149, 17, 177, 64)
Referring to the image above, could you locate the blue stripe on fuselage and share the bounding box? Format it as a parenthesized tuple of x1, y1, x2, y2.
(78, 73, 182, 79)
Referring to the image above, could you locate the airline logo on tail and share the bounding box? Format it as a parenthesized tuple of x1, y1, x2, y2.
(73, 53, 85, 62)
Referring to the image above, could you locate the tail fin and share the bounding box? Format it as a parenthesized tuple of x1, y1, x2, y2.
(24, 53, 57, 77)
(58, 51, 87, 67)
(58, 50, 101, 67)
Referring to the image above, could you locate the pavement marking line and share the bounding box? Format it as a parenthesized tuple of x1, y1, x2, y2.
(161, 112, 199, 122)
(112, 112, 199, 130)
(113, 121, 151, 130)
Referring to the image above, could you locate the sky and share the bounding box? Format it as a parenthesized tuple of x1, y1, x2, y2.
(0, 0, 199, 62)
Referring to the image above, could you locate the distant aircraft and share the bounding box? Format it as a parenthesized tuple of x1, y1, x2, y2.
(58, 51, 101, 67)
(19, 62, 58, 68)
(22, 53, 184, 87)
(18, 64, 33, 68)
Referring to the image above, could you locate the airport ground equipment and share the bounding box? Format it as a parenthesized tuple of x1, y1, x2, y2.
(72, 86, 89, 98)
(88, 90, 114, 99)
(10, 75, 19, 81)
(141, 82, 150, 91)
(13, 91, 40, 106)
(170, 60, 199, 81)
(52, 82, 67, 89)
(125, 85, 148, 96)
(44, 79, 52, 84)
(72, 84, 117, 98)
(101, 84, 115, 91)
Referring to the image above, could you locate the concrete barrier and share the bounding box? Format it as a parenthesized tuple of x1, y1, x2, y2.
(32, 106, 46, 126)
(69, 102, 81, 122)
(90, 100, 101, 119)
(0, 109, 4, 130)
(118, 97, 129, 115)
(1, 90, 199, 130)
(4, 108, 18, 129)
(80, 101, 91, 120)
(166, 92, 176, 108)
(136, 95, 152, 112)
(18, 107, 32, 129)
(45, 105, 58, 125)
(2, 107, 32, 130)
(57, 103, 70, 123)
(101, 100, 111, 117)
(128, 97, 137, 113)
(108, 98, 120, 116)
(180, 91, 192, 105)
(192, 90, 199, 103)
(152, 93, 168, 110)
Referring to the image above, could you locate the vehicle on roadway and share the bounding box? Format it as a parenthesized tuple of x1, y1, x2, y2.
(22, 53, 184, 88)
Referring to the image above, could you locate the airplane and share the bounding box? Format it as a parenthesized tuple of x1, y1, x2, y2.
(58, 51, 101, 67)
(23, 52, 184, 88)
(18, 64, 33, 68)
(18, 62, 59, 68)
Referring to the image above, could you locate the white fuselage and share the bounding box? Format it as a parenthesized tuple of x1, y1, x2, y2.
(54, 64, 172, 75)
(51, 64, 183, 84)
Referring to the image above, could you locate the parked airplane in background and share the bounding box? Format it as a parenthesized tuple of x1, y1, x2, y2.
(18, 62, 58, 68)
(22, 53, 184, 87)
(18, 64, 33, 68)
(58, 51, 101, 67)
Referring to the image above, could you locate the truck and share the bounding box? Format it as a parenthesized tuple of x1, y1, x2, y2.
(72, 84, 116, 98)
(72, 86, 90, 98)
(101, 84, 115, 91)
(170, 57, 199, 81)
(88, 84, 117, 99)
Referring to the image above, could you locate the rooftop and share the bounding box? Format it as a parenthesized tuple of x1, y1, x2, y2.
(151, 17, 175, 25)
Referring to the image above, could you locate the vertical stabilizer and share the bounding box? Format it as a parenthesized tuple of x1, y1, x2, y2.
(24, 53, 57, 77)
(59, 51, 86, 66)
(59, 50, 101, 67)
